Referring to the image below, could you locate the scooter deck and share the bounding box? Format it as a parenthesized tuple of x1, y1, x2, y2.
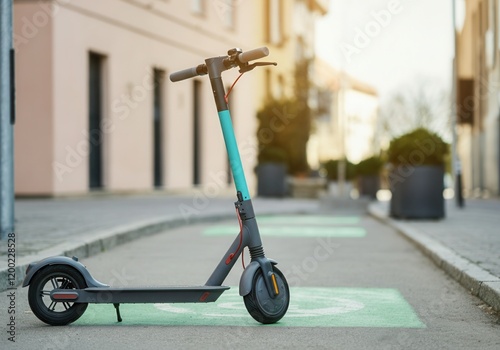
(52, 285, 230, 304)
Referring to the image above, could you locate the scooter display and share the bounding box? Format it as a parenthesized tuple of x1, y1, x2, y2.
(22, 47, 290, 326)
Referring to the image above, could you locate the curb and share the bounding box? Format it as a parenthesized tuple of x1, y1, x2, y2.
(368, 202, 500, 312)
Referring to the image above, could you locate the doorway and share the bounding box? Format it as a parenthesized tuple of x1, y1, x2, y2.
(153, 69, 165, 188)
(88, 52, 105, 189)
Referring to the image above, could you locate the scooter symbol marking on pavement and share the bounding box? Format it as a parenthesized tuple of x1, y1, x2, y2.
(154, 294, 364, 318)
(77, 287, 425, 328)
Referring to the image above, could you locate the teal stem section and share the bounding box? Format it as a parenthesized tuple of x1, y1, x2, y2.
(218, 110, 250, 200)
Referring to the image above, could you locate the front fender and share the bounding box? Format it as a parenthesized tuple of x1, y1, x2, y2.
(22, 256, 108, 288)
(239, 259, 277, 297)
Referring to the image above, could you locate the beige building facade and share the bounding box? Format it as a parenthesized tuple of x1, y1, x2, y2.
(456, 0, 500, 197)
(13, 0, 329, 196)
(254, 0, 328, 105)
(13, 0, 260, 196)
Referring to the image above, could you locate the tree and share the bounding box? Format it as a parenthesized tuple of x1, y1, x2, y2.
(379, 80, 451, 141)
(256, 97, 309, 175)
(256, 59, 313, 175)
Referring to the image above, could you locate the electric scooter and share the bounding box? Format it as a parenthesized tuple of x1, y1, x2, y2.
(22, 47, 290, 326)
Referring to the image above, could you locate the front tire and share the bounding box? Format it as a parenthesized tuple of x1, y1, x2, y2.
(243, 266, 289, 324)
(28, 265, 88, 326)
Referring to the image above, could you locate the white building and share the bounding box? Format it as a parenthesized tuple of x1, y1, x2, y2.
(309, 59, 378, 168)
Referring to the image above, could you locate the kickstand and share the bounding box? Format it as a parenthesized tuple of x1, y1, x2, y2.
(113, 303, 122, 322)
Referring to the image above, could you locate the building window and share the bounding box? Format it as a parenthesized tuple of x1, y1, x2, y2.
(193, 80, 202, 185)
(266, 0, 283, 45)
(192, 0, 205, 15)
(88, 52, 106, 190)
(153, 69, 165, 188)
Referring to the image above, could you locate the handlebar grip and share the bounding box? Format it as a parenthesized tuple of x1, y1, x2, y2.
(238, 47, 269, 64)
(170, 64, 207, 82)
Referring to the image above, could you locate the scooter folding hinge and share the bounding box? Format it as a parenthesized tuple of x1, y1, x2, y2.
(235, 202, 246, 219)
(234, 195, 255, 221)
(236, 204, 254, 221)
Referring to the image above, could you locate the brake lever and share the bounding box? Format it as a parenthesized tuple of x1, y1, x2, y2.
(239, 61, 277, 73)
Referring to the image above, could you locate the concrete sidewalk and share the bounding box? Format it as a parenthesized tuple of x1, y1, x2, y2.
(1, 192, 499, 313)
(369, 198, 500, 312)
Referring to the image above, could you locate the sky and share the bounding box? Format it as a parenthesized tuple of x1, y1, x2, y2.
(315, 0, 457, 103)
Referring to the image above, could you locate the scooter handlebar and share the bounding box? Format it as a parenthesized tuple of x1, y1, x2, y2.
(170, 47, 270, 82)
(170, 64, 207, 82)
(237, 47, 269, 64)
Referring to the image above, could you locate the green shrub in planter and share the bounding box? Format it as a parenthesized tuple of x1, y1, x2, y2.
(356, 156, 384, 176)
(256, 98, 310, 175)
(321, 159, 356, 198)
(387, 128, 448, 167)
(356, 155, 384, 199)
(322, 159, 356, 181)
(387, 128, 449, 219)
(256, 147, 288, 197)
(258, 146, 288, 164)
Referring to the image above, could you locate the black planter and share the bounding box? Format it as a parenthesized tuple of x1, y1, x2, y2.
(358, 175, 380, 199)
(257, 163, 287, 197)
(389, 165, 445, 219)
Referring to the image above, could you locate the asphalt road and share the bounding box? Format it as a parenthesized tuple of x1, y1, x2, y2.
(1, 211, 499, 349)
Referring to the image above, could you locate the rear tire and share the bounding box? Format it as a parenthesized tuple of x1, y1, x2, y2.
(28, 265, 88, 326)
(243, 266, 289, 324)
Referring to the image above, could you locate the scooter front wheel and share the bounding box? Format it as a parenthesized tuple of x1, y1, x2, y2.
(243, 266, 289, 324)
(28, 265, 88, 326)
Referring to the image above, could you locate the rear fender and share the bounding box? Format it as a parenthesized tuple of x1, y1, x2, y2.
(22, 256, 108, 288)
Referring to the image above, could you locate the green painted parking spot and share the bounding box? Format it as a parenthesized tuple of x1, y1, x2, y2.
(257, 215, 361, 225)
(75, 287, 424, 328)
(202, 215, 366, 238)
(203, 226, 366, 238)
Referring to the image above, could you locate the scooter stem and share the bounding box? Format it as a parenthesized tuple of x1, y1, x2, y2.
(203, 57, 279, 298)
(206, 56, 250, 200)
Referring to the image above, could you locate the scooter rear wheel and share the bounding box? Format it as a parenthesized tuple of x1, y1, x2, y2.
(28, 265, 88, 326)
(243, 266, 289, 324)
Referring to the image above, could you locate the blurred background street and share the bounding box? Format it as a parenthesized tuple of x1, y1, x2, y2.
(1, 0, 500, 349)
